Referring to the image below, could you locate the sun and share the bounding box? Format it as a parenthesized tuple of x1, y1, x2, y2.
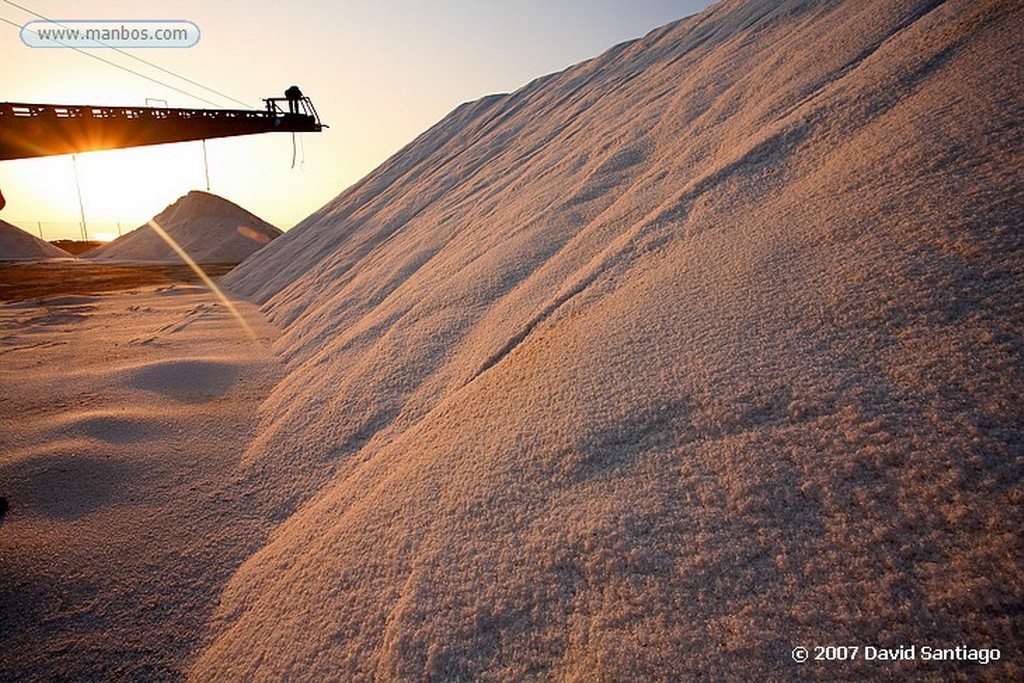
(0, 141, 214, 240)
(92, 231, 119, 242)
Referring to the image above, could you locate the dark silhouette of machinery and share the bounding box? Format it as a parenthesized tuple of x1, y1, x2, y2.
(283, 85, 304, 115)
(0, 86, 325, 161)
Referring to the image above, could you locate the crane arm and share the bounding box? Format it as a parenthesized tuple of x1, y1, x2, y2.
(0, 94, 324, 161)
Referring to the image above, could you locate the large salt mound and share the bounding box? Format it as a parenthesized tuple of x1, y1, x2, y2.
(86, 191, 281, 264)
(205, 0, 1023, 679)
(0, 219, 72, 260)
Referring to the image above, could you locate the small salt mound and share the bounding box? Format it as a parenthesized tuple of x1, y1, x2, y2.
(0, 219, 73, 260)
(85, 191, 282, 264)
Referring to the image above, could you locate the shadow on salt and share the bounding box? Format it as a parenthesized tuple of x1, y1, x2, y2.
(5, 451, 135, 521)
(126, 359, 240, 404)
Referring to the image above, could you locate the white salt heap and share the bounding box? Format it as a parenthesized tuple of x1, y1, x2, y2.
(0, 219, 72, 260)
(85, 191, 281, 264)
(202, 0, 1022, 679)
(197, 0, 1015, 679)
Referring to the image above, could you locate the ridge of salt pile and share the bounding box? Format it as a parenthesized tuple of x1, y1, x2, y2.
(0, 219, 73, 260)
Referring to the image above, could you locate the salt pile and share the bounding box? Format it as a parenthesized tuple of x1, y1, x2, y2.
(204, 0, 1022, 679)
(85, 191, 282, 264)
(0, 219, 72, 260)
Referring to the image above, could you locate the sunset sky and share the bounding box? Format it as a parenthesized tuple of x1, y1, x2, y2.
(1, 0, 713, 240)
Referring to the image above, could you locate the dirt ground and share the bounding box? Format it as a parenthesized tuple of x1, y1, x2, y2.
(49, 240, 105, 256)
(0, 260, 238, 302)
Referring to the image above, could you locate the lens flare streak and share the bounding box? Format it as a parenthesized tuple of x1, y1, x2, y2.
(146, 218, 257, 340)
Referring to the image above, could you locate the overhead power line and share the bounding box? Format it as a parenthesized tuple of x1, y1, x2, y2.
(0, 15, 225, 107)
(1, 0, 254, 109)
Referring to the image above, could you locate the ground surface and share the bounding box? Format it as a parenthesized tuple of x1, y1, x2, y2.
(49, 241, 105, 256)
(0, 265, 283, 681)
(0, 260, 237, 302)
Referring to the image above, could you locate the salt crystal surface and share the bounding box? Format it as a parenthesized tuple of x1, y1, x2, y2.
(201, 0, 1023, 679)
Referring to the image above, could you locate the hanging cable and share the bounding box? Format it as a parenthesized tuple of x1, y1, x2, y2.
(1, 0, 253, 109)
(202, 139, 211, 191)
(71, 154, 88, 241)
